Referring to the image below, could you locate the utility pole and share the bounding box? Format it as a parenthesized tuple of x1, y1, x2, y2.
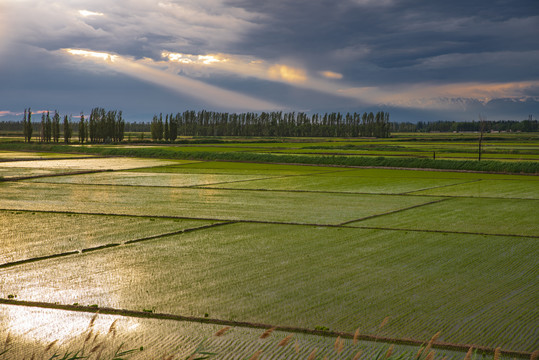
(478, 114, 486, 161)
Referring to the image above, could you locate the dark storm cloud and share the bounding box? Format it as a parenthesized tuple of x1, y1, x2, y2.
(1, 0, 538, 122)
(0, 44, 207, 120)
(225, 0, 539, 85)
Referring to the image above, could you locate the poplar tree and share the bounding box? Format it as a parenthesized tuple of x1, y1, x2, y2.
(164, 114, 170, 141)
(117, 111, 125, 142)
(169, 114, 177, 142)
(40, 113, 45, 142)
(22, 109, 28, 142)
(158, 113, 164, 140)
(63, 115, 72, 143)
(84, 118, 89, 143)
(79, 114, 85, 143)
(89, 110, 96, 142)
(27, 108, 33, 142)
(105, 110, 116, 142)
(45, 111, 52, 142)
(151, 115, 159, 140)
(52, 111, 61, 142)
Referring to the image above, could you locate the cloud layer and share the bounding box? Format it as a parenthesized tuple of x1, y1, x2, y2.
(1, 0, 538, 121)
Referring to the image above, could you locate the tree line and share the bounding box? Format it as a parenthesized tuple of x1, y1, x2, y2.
(19, 108, 125, 143)
(86, 108, 125, 143)
(21, 108, 73, 143)
(149, 110, 391, 140)
(8, 110, 539, 142)
(9, 109, 392, 141)
(391, 119, 538, 133)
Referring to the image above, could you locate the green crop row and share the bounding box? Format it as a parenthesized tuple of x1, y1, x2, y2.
(0, 210, 215, 265)
(0, 142, 538, 174)
(3, 224, 537, 351)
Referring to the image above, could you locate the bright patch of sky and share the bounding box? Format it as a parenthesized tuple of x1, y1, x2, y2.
(78, 10, 104, 17)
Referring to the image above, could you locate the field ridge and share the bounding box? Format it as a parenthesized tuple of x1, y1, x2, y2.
(0, 299, 533, 358)
(2, 207, 537, 239)
(339, 198, 450, 225)
(0, 220, 234, 268)
(1, 142, 538, 173)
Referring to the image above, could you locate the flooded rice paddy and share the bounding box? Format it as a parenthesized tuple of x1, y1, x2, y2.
(0, 157, 181, 171)
(0, 151, 94, 160)
(26, 171, 281, 187)
(1, 153, 537, 358)
(2, 304, 470, 360)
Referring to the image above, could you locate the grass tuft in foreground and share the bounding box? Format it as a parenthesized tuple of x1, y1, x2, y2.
(2, 322, 537, 360)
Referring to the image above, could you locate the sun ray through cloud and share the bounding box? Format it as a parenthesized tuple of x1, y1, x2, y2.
(63, 48, 281, 111)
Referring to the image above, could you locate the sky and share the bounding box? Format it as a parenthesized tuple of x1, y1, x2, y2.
(1, 0, 538, 123)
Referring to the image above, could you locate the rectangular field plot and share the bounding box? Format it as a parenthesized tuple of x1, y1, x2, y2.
(1, 305, 472, 360)
(131, 161, 345, 176)
(26, 171, 279, 187)
(0, 182, 439, 224)
(351, 197, 539, 237)
(0, 151, 94, 160)
(205, 174, 472, 194)
(410, 179, 539, 199)
(0, 157, 180, 171)
(309, 167, 539, 180)
(2, 224, 537, 351)
(0, 210, 216, 265)
(0, 167, 71, 179)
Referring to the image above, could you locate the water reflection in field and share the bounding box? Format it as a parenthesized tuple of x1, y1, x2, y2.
(0, 157, 179, 170)
(0, 304, 142, 356)
(0, 248, 152, 318)
(27, 171, 274, 187)
(0, 181, 436, 224)
(0, 151, 93, 159)
(0, 210, 212, 265)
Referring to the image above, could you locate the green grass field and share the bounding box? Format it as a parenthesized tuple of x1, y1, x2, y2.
(352, 197, 539, 236)
(0, 141, 537, 359)
(1, 132, 539, 173)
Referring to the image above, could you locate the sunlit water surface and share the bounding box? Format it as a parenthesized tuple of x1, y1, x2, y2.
(0, 157, 178, 170)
